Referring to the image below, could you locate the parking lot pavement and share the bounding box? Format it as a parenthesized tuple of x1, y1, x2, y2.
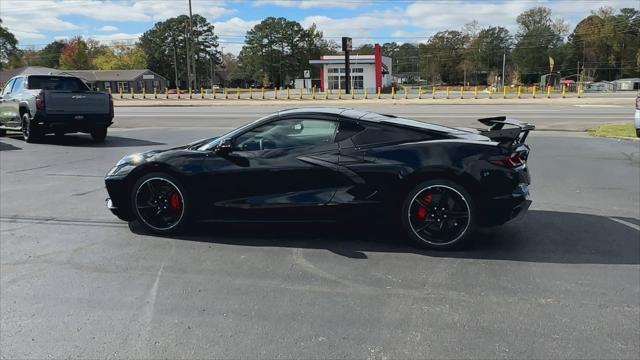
(1, 128, 639, 358)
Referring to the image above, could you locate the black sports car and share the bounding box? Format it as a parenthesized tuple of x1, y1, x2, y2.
(105, 107, 533, 249)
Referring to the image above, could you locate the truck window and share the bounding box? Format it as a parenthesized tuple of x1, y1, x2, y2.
(27, 76, 89, 91)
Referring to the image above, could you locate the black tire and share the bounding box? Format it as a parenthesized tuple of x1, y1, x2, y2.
(636, 128, 640, 138)
(130, 172, 189, 235)
(91, 127, 107, 142)
(401, 179, 476, 250)
(22, 113, 42, 143)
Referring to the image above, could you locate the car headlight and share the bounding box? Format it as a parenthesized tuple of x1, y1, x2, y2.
(115, 153, 144, 166)
(107, 164, 135, 177)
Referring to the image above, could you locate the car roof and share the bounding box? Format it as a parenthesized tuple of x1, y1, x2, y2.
(278, 107, 459, 134)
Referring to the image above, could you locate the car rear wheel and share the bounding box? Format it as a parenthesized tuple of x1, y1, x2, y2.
(91, 127, 107, 142)
(22, 113, 42, 143)
(131, 173, 189, 234)
(402, 180, 476, 250)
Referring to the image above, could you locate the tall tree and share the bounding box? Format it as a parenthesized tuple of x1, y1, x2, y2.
(29, 40, 65, 68)
(0, 19, 19, 70)
(93, 44, 147, 70)
(140, 14, 219, 88)
(236, 17, 335, 87)
(511, 7, 566, 81)
(419, 30, 470, 84)
(59, 36, 93, 70)
(464, 26, 513, 84)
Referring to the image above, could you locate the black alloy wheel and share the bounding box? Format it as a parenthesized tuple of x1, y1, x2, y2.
(403, 180, 475, 249)
(132, 173, 187, 233)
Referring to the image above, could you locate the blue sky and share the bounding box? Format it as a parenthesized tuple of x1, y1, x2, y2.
(1, 0, 636, 54)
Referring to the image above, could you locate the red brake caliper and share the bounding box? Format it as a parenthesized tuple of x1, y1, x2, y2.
(416, 193, 433, 220)
(169, 192, 181, 210)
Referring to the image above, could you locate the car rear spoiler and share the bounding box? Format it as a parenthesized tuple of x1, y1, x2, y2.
(477, 116, 535, 145)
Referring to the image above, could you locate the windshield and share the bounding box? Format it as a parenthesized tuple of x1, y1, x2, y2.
(27, 76, 89, 91)
(196, 114, 276, 151)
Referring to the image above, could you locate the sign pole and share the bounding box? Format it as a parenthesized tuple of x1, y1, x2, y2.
(342, 37, 352, 95)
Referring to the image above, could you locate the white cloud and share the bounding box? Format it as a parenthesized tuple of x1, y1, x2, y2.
(213, 17, 261, 55)
(97, 25, 119, 32)
(253, 0, 368, 9)
(87, 32, 143, 44)
(1, 0, 236, 42)
(301, 11, 408, 46)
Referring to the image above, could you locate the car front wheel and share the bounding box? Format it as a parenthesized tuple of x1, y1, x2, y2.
(131, 173, 189, 234)
(402, 179, 476, 250)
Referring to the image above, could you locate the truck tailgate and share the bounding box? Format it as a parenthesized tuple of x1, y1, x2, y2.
(45, 91, 110, 114)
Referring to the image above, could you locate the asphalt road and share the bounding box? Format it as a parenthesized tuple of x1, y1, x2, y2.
(1, 113, 639, 358)
(112, 103, 635, 132)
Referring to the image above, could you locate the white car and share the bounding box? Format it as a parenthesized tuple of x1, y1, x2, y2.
(635, 92, 640, 137)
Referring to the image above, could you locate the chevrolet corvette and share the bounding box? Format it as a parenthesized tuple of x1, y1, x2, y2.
(105, 107, 533, 249)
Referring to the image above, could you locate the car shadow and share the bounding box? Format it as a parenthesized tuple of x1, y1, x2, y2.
(129, 210, 640, 265)
(4, 133, 164, 148)
(0, 140, 22, 151)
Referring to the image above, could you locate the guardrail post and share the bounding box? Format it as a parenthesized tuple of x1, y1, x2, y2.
(187, 87, 191, 99)
(377, 87, 381, 99)
(236, 87, 240, 100)
(351, 88, 355, 100)
(153, 87, 157, 99)
(130, 88, 134, 99)
(391, 87, 395, 100)
(142, 88, 146, 99)
(418, 86, 422, 99)
(562, 85, 566, 98)
(404, 86, 408, 99)
(432, 86, 436, 99)
(299, 87, 303, 100)
(200, 87, 204, 99)
(261, 87, 265, 100)
(474, 86, 478, 99)
(503, 85, 507, 99)
(165, 88, 168, 99)
(249, 87, 253, 99)
(213, 87, 216, 100)
(577, 84, 582, 98)
(338, 88, 342, 100)
(517, 86, 521, 99)
(177, 88, 181, 99)
(224, 87, 228, 99)
(274, 87, 278, 100)
(286, 87, 291, 100)
(547, 85, 551, 99)
(312, 86, 316, 100)
(446, 86, 450, 99)
(488, 87, 492, 99)
(326, 88, 330, 100)
(532, 86, 536, 99)
(364, 87, 368, 100)
(120, 88, 123, 99)
(460, 86, 464, 99)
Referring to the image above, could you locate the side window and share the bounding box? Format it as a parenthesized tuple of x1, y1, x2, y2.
(335, 121, 365, 142)
(1, 79, 15, 96)
(234, 118, 338, 151)
(12, 77, 24, 92)
(352, 124, 426, 147)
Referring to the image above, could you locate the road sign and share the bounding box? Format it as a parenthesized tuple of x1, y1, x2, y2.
(304, 70, 310, 79)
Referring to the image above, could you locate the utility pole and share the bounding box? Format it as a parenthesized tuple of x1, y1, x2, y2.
(184, 23, 191, 89)
(501, 50, 506, 88)
(188, 0, 196, 89)
(173, 44, 179, 89)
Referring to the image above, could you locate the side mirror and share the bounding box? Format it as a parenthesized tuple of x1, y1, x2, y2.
(215, 138, 233, 155)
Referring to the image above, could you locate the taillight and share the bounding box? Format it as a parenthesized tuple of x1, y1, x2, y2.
(35, 91, 45, 110)
(490, 152, 526, 168)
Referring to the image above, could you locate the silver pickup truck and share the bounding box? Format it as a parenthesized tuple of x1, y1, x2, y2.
(0, 74, 113, 143)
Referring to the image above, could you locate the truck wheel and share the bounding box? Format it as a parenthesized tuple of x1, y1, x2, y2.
(91, 127, 107, 142)
(22, 113, 42, 143)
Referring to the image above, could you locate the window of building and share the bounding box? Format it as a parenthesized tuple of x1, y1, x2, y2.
(117, 82, 129, 92)
(104, 82, 111, 91)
